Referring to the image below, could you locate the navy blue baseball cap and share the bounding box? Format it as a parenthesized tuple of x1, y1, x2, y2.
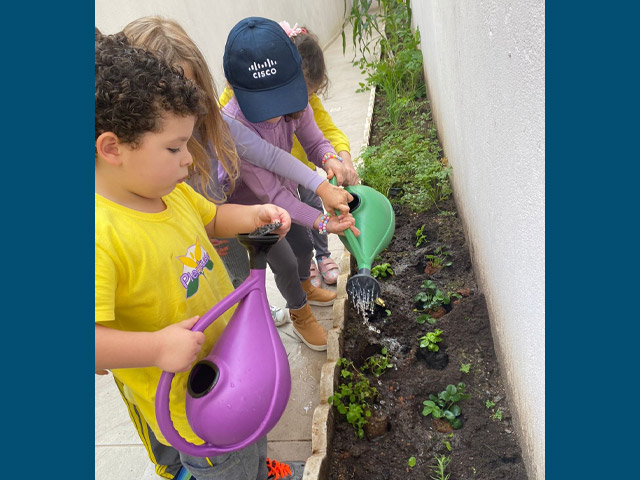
(223, 17, 308, 123)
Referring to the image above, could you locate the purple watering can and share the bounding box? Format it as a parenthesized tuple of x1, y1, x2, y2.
(155, 227, 291, 457)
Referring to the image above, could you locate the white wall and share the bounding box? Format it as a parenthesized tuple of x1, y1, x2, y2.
(95, 0, 348, 92)
(410, 1, 545, 478)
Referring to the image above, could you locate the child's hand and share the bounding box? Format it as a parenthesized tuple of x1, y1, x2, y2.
(338, 151, 360, 186)
(254, 204, 291, 238)
(323, 213, 361, 237)
(316, 181, 353, 215)
(323, 157, 348, 186)
(153, 316, 206, 373)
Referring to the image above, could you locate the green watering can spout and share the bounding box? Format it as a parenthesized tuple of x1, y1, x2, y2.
(330, 178, 395, 310)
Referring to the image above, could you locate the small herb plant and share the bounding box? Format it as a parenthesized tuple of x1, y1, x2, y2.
(426, 246, 452, 268)
(371, 262, 394, 279)
(328, 357, 379, 439)
(415, 224, 428, 247)
(414, 279, 461, 312)
(408, 456, 417, 468)
(419, 329, 443, 352)
(416, 312, 437, 325)
(422, 383, 471, 430)
(362, 347, 394, 377)
(485, 400, 495, 409)
(429, 454, 451, 480)
(493, 409, 503, 421)
(460, 363, 470, 373)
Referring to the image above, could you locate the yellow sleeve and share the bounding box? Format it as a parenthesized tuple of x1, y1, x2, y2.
(218, 85, 234, 108)
(179, 183, 217, 226)
(291, 94, 351, 170)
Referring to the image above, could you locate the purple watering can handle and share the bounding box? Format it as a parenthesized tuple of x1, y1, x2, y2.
(155, 273, 282, 456)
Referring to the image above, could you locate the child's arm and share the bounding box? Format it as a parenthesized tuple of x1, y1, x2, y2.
(222, 115, 352, 213)
(205, 203, 291, 239)
(95, 316, 205, 373)
(309, 95, 359, 186)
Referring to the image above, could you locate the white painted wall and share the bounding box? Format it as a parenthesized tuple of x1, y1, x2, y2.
(95, 0, 348, 92)
(410, 1, 545, 478)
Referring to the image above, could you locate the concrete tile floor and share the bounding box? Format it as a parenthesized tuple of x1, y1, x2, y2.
(95, 28, 369, 480)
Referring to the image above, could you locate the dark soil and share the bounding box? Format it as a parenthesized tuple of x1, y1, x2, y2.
(327, 97, 529, 480)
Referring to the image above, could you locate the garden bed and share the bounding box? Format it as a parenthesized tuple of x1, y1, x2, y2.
(318, 87, 529, 478)
(325, 197, 528, 479)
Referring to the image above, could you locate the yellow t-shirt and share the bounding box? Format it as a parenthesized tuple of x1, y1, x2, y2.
(95, 183, 235, 446)
(219, 87, 350, 170)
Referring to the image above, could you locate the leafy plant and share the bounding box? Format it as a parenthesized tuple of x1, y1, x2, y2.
(419, 328, 443, 352)
(408, 456, 417, 468)
(460, 363, 470, 373)
(416, 312, 437, 325)
(371, 262, 394, 278)
(429, 454, 451, 480)
(414, 279, 461, 312)
(415, 224, 427, 247)
(328, 357, 379, 438)
(422, 383, 471, 430)
(485, 400, 496, 409)
(493, 409, 503, 421)
(362, 347, 394, 377)
(426, 246, 452, 268)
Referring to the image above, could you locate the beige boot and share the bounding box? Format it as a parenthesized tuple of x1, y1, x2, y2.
(290, 303, 328, 351)
(301, 278, 337, 306)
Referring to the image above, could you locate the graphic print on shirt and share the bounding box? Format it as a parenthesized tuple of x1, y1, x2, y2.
(178, 237, 214, 298)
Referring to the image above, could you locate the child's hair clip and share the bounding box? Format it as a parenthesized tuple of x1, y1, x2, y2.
(279, 20, 307, 38)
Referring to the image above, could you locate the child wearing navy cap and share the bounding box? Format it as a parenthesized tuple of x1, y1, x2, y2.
(221, 16, 359, 352)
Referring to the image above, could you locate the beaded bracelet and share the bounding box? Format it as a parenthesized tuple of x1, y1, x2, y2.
(321, 152, 342, 166)
(318, 213, 330, 235)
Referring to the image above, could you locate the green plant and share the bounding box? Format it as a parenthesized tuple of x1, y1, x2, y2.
(460, 363, 470, 373)
(442, 438, 452, 451)
(416, 312, 437, 325)
(328, 357, 379, 438)
(362, 347, 394, 377)
(429, 454, 451, 480)
(493, 409, 503, 421)
(371, 262, 394, 278)
(426, 246, 452, 268)
(419, 328, 443, 352)
(414, 280, 461, 312)
(408, 456, 416, 468)
(415, 224, 427, 247)
(485, 400, 495, 409)
(422, 383, 471, 430)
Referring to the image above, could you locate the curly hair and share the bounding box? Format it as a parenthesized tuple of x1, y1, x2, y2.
(291, 28, 329, 98)
(123, 16, 240, 202)
(95, 32, 206, 149)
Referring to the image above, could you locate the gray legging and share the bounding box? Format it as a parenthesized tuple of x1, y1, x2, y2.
(215, 221, 314, 310)
(298, 184, 331, 260)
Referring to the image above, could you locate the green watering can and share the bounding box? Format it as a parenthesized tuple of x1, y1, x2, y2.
(329, 177, 395, 310)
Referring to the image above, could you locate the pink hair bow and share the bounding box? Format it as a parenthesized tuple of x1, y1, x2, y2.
(279, 20, 307, 38)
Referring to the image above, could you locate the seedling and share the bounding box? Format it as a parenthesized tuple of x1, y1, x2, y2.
(460, 363, 470, 373)
(429, 454, 451, 480)
(442, 438, 452, 451)
(362, 347, 394, 378)
(408, 456, 416, 468)
(426, 246, 452, 269)
(372, 262, 394, 279)
(414, 279, 461, 312)
(417, 313, 437, 325)
(419, 329, 443, 352)
(493, 409, 503, 421)
(422, 383, 471, 430)
(328, 357, 379, 439)
(415, 224, 428, 247)
(485, 400, 495, 409)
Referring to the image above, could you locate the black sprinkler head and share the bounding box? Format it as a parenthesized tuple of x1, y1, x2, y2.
(346, 273, 381, 305)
